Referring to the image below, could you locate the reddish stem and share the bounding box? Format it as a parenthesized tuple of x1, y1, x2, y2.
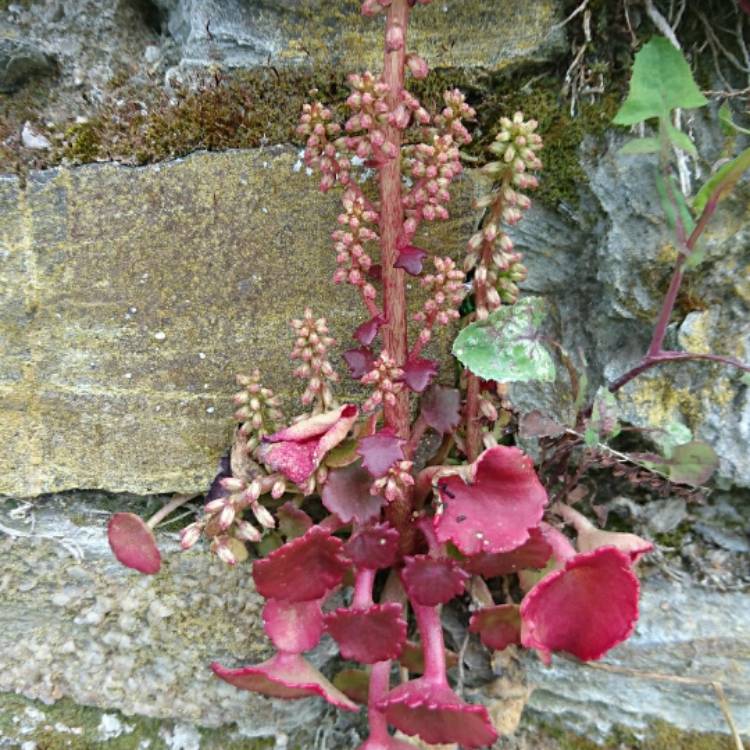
(353, 567, 376, 609)
(403, 414, 428, 459)
(363, 660, 393, 746)
(380, 0, 410, 440)
(413, 603, 447, 685)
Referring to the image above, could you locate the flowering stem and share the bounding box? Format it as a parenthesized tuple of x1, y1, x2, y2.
(413, 603, 447, 685)
(380, 0, 410, 439)
(403, 414, 428, 459)
(353, 566, 376, 609)
(146, 493, 197, 529)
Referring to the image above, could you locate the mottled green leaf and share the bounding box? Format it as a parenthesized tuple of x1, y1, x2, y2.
(719, 102, 750, 135)
(649, 440, 718, 486)
(613, 37, 707, 126)
(656, 172, 695, 236)
(452, 297, 555, 383)
(665, 122, 698, 157)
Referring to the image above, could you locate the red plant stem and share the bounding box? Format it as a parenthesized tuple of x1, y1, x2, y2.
(364, 660, 393, 745)
(609, 190, 749, 394)
(413, 603, 447, 685)
(380, 0, 410, 439)
(353, 566, 376, 609)
(403, 414, 428, 459)
(361, 289, 381, 319)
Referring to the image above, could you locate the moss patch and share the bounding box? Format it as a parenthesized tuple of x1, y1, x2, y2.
(0, 691, 280, 749)
(533, 717, 739, 750)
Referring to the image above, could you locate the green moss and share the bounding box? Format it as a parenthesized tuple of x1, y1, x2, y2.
(0, 692, 278, 749)
(534, 718, 738, 750)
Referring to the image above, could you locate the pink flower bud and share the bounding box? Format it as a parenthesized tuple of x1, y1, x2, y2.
(406, 54, 429, 79)
(386, 25, 404, 51)
(235, 520, 262, 543)
(180, 523, 202, 550)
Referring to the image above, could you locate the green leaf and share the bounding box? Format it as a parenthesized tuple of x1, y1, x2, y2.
(666, 441, 719, 486)
(584, 386, 620, 447)
(719, 102, 750, 135)
(452, 297, 555, 383)
(693, 146, 750, 215)
(665, 122, 698, 158)
(613, 37, 708, 126)
(619, 137, 661, 155)
(656, 172, 695, 235)
(653, 422, 692, 459)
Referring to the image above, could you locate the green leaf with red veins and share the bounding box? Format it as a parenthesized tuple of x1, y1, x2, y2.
(452, 297, 555, 383)
(435, 445, 547, 556)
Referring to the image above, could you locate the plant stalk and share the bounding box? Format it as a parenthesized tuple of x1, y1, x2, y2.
(381, 0, 410, 440)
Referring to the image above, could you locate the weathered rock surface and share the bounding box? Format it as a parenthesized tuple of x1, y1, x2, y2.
(507, 130, 750, 487)
(158, 0, 564, 75)
(0, 25, 57, 94)
(0, 147, 479, 497)
(0, 495, 747, 748)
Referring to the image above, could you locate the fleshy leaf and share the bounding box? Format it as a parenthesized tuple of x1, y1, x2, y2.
(325, 603, 407, 664)
(520, 546, 639, 662)
(345, 523, 401, 569)
(324, 438, 361, 468)
(401, 357, 439, 393)
(259, 405, 358, 484)
(469, 604, 521, 652)
(211, 652, 358, 711)
(277, 502, 313, 540)
(355, 315, 386, 346)
(394, 244, 428, 276)
(322, 461, 386, 524)
(435, 445, 548, 555)
(358, 428, 406, 478)
(462, 527, 552, 577)
(263, 598, 325, 653)
(612, 36, 708, 126)
(452, 297, 555, 383)
(344, 347, 376, 379)
(253, 526, 349, 602)
(420, 385, 461, 434)
(379, 678, 498, 749)
(107, 513, 161, 575)
(333, 668, 370, 705)
(400, 555, 469, 606)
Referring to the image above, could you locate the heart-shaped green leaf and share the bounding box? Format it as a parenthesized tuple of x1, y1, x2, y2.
(452, 297, 555, 383)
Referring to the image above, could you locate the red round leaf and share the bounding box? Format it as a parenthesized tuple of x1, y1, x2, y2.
(400, 555, 469, 606)
(394, 244, 428, 276)
(420, 384, 461, 434)
(520, 546, 640, 662)
(469, 604, 521, 652)
(212, 652, 358, 711)
(107, 512, 161, 575)
(263, 598, 325, 653)
(378, 678, 498, 749)
(322, 461, 385, 524)
(463, 527, 552, 577)
(354, 314, 386, 346)
(345, 524, 401, 569)
(325, 603, 407, 664)
(401, 357, 438, 393)
(434, 445, 547, 555)
(357, 428, 406, 478)
(252, 526, 349, 602)
(344, 347, 376, 379)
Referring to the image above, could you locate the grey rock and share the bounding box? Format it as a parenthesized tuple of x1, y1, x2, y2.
(0, 29, 57, 93)
(694, 522, 750, 553)
(526, 573, 750, 738)
(646, 498, 688, 535)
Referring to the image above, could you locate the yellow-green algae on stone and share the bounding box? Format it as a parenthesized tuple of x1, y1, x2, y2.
(0, 147, 482, 497)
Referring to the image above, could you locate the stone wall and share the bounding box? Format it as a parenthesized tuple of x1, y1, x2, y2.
(1, 1, 749, 748)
